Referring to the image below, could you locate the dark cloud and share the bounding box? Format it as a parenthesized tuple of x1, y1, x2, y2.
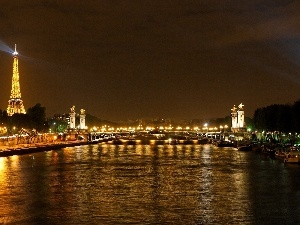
(0, 0, 299, 120)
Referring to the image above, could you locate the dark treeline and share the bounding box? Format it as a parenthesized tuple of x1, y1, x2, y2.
(253, 99, 300, 133)
(0, 103, 48, 133)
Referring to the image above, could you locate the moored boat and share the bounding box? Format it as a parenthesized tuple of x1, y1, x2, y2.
(284, 153, 300, 163)
(238, 145, 252, 151)
(215, 140, 235, 147)
(283, 151, 300, 163)
(275, 151, 286, 158)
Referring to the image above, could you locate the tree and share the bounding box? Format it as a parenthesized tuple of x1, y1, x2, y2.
(0, 110, 8, 126)
(253, 103, 295, 132)
(27, 103, 47, 131)
(253, 107, 266, 131)
(48, 118, 68, 133)
(276, 104, 292, 133)
(10, 113, 30, 130)
(292, 99, 300, 132)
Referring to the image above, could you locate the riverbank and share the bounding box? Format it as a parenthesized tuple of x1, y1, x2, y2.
(0, 138, 205, 157)
(0, 141, 88, 157)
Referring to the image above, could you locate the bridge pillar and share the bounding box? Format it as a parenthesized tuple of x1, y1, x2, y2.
(69, 105, 76, 129)
(80, 109, 86, 129)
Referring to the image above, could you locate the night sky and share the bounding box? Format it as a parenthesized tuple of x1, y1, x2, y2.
(0, 1, 299, 121)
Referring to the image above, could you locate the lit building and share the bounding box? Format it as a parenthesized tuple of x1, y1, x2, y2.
(7, 44, 26, 116)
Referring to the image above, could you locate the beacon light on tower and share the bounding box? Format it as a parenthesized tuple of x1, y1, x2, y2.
(13, 44, 18, 56)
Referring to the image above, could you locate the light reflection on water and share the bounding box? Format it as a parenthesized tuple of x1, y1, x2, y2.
(0, 144, 300, 224)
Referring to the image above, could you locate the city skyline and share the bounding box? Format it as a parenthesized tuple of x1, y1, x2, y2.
(0, 1, 299, 120)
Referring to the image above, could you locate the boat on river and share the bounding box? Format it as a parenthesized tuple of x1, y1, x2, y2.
(214, 140, 236, 147)
(237, 145, 252, 151)
(283, 151, 300, 163)
(284, 154, 299, 163)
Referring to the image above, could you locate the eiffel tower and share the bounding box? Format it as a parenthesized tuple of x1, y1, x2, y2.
(7, 44, 26, 116)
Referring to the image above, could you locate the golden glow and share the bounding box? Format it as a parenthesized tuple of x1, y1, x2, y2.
(0, 127, 7, 134)
(87, 122, 228, 134)
(0, 158, 7, 191)
(146, 126, 154, 131)
(0, 157, 6, 172)
(7, 44, 26, 116)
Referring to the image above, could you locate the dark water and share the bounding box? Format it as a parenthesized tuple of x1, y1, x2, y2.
(0, 144, 300, 225)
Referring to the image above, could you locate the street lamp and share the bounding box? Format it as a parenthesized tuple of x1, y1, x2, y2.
(224, 125, 228, 132)
(203, 123, 208, 134)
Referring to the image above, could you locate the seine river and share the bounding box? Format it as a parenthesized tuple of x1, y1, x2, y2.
(0, 144, 300, 224)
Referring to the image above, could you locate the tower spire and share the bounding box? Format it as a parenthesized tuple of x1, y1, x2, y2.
(7, 44, 26, 116)
(13, 44, 18, 56)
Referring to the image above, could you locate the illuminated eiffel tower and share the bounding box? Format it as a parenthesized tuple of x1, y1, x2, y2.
(7, 44, 26, 116)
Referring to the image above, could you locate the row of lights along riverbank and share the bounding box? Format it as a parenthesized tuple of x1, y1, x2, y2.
(89, 125, 229, 133)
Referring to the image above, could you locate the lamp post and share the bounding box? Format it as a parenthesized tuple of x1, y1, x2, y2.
(203, 123, 208, 136)
(224, 125, 228, 133)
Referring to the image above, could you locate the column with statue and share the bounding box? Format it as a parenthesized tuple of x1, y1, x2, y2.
(69, 105, 76, 129)
(80, 109, 86, 130)
(237, 103, 245, 129)
(231, 105, 238, 132)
